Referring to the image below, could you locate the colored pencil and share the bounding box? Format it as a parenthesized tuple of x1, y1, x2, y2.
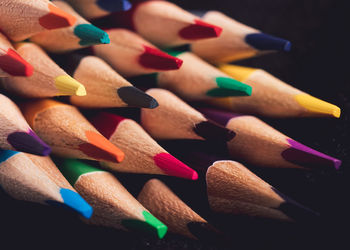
(128, 50, 252, 101)
(206, 160, 318, 221)
(0, 32, 33, 77)
(0, 94, 51, 156)
(138, 179, 220, 240)
(65, 0, 132, 19)
(92, 28, 183, 77)
(54, 54, 158, 108)
(0, 42, 86, 98)
(0, 150, 92, 218)
(58, 159, 168, 239)
(207, 64, 341, 118)
(0, 0, 77, 41)
(200, 108, 341, 170)
(30, 0, 110, 53)
(99, 0, 222, 48)
(20, 99, 124, 163)
(90, 112, 198, 180)
(141, 88, 235, 141)
(190, 11, 291, 63)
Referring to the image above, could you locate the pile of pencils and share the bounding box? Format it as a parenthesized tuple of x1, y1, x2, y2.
(0, 0, 342, 241)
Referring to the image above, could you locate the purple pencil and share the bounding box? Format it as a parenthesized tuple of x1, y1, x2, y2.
(199, 108, 341, 170)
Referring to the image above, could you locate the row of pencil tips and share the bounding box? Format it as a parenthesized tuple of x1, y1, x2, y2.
(0, 0, 341, 241)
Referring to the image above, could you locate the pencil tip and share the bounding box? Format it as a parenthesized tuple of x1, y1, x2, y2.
(206, 77, 253, 97)
(282, 139, 342, 170)
(74, 24, 110, 46)
(193, 121, 235, 141)
(39, 4, 77, 29)
(0, 48, 34, 76)
(79, 131, 124, 163)
(7, 130, 51, 156)
(122, 211, 168, 239)
(272, 187, 320, 220)
(59, 188, 93, 219)
(97, 0, 132, 12)
(245, 33, 291, 52)
(117, 86, 159, 108)
(139, 45, 183, 70)
(179, 19, 223, 39)
(54, 75, 87, 96)
(294, 94, 341, 118)
(153, 153, 198, 180)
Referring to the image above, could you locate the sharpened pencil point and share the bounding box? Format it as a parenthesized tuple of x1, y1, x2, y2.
(7, 130, 51, 156)
(54, 75, 86, 96)
(97, 0, 132, 12)
(0, 48, 34, 76)
(139, 45, 183, 70)
(154, 153, 198, 180)
(179, 19, 222, 39)
(60, 188, 93, 219)
(79, 131, 124, 163)
(245, 33, 291, 52)
(193, 121, 235, 141)
(122, 211, 167, 239)
(206, 77, 252, 97)
(294, 94, 341, 118)
(39, 4, 77, 29)
(117, 86, 159, 108)
(282, 139, 341, 170)
(74, 24, 110, 46)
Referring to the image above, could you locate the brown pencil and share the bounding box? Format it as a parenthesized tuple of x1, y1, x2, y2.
(92, 28, 183, 77)
(0, 42, 86, 98)
(30, 0, 110, 53)
(138, 179, 220, 240)
(20, 99, 124, 163)
(0, 0, 77, 41)
(206, 160, 318, 221)
(141, 88, 234, 142)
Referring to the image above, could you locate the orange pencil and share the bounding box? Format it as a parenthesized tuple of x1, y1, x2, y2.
(0, 0, 77, 41)
(21, 99, 124, 163)
(0, 42, 86, 98)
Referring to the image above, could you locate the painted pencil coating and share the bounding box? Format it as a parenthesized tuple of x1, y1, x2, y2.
(90, 112, 198, 179)
(58, 159, 167, 238)
(0, 0, 77, 41)
(200, 108, 341, 170)
(207, 64, 341, 118)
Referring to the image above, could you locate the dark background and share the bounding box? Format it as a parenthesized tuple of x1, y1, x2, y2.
(1, 0, 349, 249)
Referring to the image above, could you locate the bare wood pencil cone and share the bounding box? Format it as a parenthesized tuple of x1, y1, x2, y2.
(55, 54, 158, 108)
(92, 28, 183, 77)
(138, 179, 220, 240)
(0, 32, 33, 77)
(90, 112, 198, 179)
(141, 88, 235, 142)
(0, 150, 92, 219)
(107, 0, 222, 48)
(0, 43, 86, 98)
(65, 0, 132, 20)
(0, 94, 50, 156)
(207, 64, 341, 118)
(0, 0, 77, 41)
(30, 1, 110, 53)
(20, 99, 124, 163)
(58, 159, 167, 239)
(200, 108, 341, 170)
(129, 50, 252, 101)
(191, 11, 291, 63)
(206, 160, 318, 221)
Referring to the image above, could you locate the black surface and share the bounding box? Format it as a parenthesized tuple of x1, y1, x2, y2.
(1, 0, 350, 249)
